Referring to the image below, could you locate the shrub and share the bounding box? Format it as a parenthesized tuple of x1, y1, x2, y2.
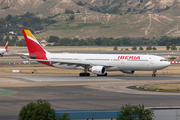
(113, 46, 118, 50)
(117, 104, 154, 120)
(132, 46, 137, 50)
(171, 44, 177, 50)
(125, 48, 129, 51)
(18, 99, 57, 120)
(139, 46, 143, 50)
(152, 47, 156, 50)
(69, 15, 75, 20)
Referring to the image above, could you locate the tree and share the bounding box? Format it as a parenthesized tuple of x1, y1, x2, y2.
(146, 45, 152, 50)
(69, 15, 75, 20)
(113, 46, 118, 51)
(139, 46, 143, 50)
(77, 10, 80, 13)
(70, 11, 74, 14)
(4, 36, 10, 42)
(0, 34, 4, 42)
(65, 9, 74, 14)
(117, 104, 154, 120)
(127, 8, 131, 12)
(132, 46, 137, 50)
(140, 0, 143, 3)
(65, 9, 71, 14)
(152, 47, 156, 50)
(76, 1, 83, 6)
(58, 113, 71, 120)
(166, 44, 170, 50)
(18, 99, 57, 120)
(48, 36, 60, 42)
(5, 14, 12, 22)
(171, 44, 177, 50)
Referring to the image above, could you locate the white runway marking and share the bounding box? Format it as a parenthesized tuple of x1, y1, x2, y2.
(8, 76, 124, 82)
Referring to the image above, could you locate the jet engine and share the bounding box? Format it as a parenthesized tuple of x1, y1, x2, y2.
(121, 70, 135, 74)
(89, 66, 106, 75)
(0, 53, 3, 57)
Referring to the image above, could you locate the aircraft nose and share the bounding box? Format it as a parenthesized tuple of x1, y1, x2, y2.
(166, 61, 171, 67)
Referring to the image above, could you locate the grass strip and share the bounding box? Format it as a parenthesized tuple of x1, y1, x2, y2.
(139, 84, 180, 93)
(0, 89, 15, 96)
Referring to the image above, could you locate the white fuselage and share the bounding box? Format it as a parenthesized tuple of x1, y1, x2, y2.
(0, 49, 6, 54)
(46, 53, 170, 71)
(0, 49, 6, 53)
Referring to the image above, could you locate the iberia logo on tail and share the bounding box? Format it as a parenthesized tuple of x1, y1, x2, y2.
(22, 30, 53, 66)
(22, 30, 46, 56)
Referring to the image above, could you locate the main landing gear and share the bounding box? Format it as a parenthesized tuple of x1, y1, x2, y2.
(79, 73, 90, 76)
(79, 66, 90, 77)
(152, 70, 156, 77)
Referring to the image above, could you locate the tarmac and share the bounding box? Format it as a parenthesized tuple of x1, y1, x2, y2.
(0, 51, 180, 120)
(1, 73, 180, 120)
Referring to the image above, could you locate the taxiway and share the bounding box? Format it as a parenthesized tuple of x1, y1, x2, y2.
(1, 75, 180, 120)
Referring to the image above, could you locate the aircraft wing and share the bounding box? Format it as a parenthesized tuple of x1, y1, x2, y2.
(29, 59, 114, 68)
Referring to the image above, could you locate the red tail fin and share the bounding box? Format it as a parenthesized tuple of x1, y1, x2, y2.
(22, 30, 47, 59)
(5, 41, 8, 52)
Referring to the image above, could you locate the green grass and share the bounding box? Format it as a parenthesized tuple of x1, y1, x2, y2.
(0, 89, 15, 96)
(160, 21, 178, 36)
(48, 21, 104, 30)
(139, 84, 180, 93)
(35, 12, 180, 38)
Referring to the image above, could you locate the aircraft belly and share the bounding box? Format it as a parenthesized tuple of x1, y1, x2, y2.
(106, 67, 119, 71)
(116, 60, 150, 71)
(53, 64, 83, 70)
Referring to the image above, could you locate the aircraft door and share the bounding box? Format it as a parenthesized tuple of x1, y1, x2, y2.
(149, 57, 154, 70)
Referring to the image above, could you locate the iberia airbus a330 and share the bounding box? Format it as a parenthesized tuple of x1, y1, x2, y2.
(22, 30, 170, 77)
(0, 41, 8, 57)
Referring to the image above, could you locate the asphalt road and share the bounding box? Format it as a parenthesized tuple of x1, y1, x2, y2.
(1, 75, 180, 120)
(7, 74, 180, 82)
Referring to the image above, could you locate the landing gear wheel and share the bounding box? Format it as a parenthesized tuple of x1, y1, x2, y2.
(152, 70, 157, 77)
(79, 73, 90, 77)
(152, 74, 156, 77)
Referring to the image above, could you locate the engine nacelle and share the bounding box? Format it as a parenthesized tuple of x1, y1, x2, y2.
(121, 70, 135, 74)
(89, 66, 106, 75)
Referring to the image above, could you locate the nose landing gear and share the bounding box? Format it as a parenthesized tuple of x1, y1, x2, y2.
(152, 70, 156, 77)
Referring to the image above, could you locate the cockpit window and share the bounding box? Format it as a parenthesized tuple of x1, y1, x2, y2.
(160, 59, 167, 61)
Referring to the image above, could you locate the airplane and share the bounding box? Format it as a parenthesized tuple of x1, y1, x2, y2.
(0, 41, 8, 57)
(22, 30, 170, 77)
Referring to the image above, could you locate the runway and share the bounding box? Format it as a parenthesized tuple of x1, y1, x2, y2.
(7, 74, 180, 82)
